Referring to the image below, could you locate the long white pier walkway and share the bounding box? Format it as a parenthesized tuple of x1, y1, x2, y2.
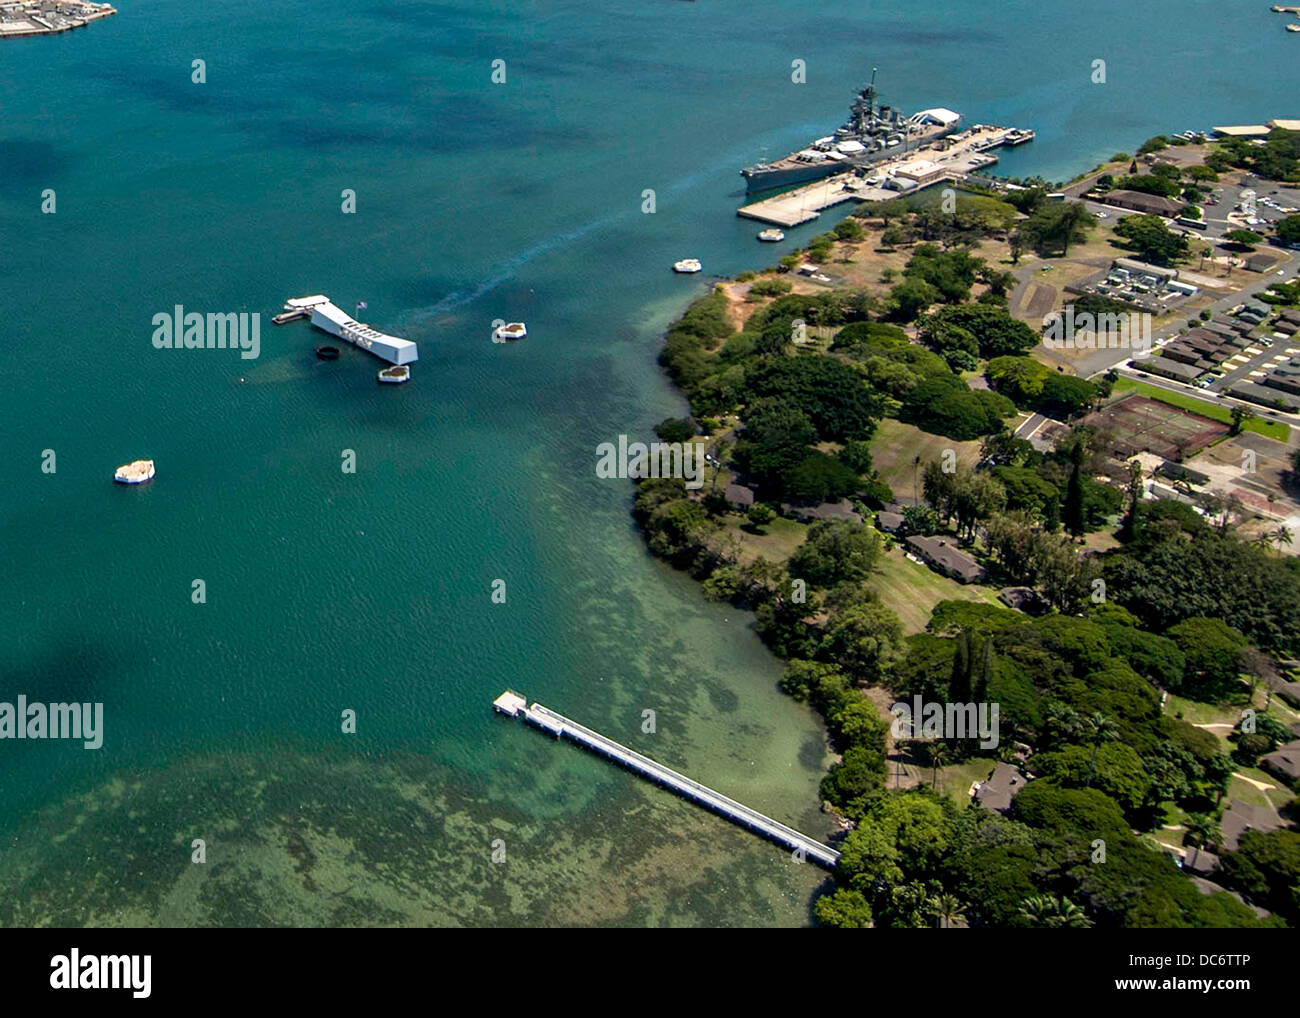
(493, 691, 841, 869)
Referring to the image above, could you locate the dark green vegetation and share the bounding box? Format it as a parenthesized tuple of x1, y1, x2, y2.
(1206, 128, 1300, 183)
(1113, 213, 1189, 265)
(1277, 215, 1300, 248)
(641, 207, 1300, 929)
(1103, 500, 1300, 660)
(810, 593, 1297, 928)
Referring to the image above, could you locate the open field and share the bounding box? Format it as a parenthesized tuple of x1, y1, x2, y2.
(934, 756, 997, 806)
(1164, 694, 1240, 727)
(1227, 772, 1280, 811)
(1112, 377, 1290, 441)
(726, 514, 808, 568)
(869, 418, 984, 502)
(873, 544, 1004, 634)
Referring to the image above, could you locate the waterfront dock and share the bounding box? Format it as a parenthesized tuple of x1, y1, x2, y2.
(493, 690, 841, 869)
(0, 1, 115, 38)
(737, 123, 1031, 227)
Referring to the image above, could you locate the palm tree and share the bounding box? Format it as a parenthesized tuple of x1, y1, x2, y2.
(1183, 812, 1222, 867)
(1018, 894, 1093, 928)
(1085, 712, 1119, 788)
(1271, 525, 1293, 549)
(931, 893, 966, 929)
(929, 740, 949, 789)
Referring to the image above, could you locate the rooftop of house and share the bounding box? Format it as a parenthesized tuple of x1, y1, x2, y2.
(723, 483, 755, 507)
(1105, 191, 1185, 216)
(906, 534, 986, 581)
(1219, 799, 1281, 852)
(1259, 740, 1300, 780)
(875, 510, 905, 531)
(973, 763, 1027, 814)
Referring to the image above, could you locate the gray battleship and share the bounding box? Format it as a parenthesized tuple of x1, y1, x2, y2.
(741, 71, 963, 193)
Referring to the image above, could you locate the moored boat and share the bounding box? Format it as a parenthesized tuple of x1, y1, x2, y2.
(493, 322, 528, 341)
(378, 365, 411, 384)
(673, 258, 703, 273)
(741, 70, 963, 193)
(758, 229, 786, 242)
(114, 459, 155, 484)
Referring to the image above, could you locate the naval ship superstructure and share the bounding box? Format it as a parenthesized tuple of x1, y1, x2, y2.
(741, 72, 963, 193)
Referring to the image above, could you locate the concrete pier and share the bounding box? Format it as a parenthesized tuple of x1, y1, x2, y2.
(736, 124, 1031, 227)
(495, 691, 841, 869)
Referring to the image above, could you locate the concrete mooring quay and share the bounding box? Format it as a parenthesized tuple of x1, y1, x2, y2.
(493, 690, 841, 869)
(737, 123, 1033, 227)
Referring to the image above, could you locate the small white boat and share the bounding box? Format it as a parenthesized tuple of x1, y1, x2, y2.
(493, 322, 527, 341)
(757, 229, 786, 242)
(1288, 22, 1300, 31)
(114, 459, 155, 484)
(673, 258, 703, 274)
(378, 365, 411, 384)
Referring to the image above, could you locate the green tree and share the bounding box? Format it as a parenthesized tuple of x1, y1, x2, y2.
(1085, 712, 1119, 789)
(1183, 812, 1222, 861)
(789, 519, 883, 587)
(734, 400, 816, 488)
(1018, 894, 1093, 928)
(824, 600, 906, 685)
(837, 439, 874, 475)
(653, 417, 696, 443)
(813, 888, 874, 928)
(1062, 440, 1086, 539)
(1229, 404, 1255, 436)
(745, 503, 775, 529)
(887, 277, 939, 322)
(1276, 214, 1300, 247)
(931, 892, 966, 929)
(1113, 213, 1189, 265)
(1220, 829, 1300, 923)
(1224, 229, 1263, 250)
(1166, 617, 1249, 696)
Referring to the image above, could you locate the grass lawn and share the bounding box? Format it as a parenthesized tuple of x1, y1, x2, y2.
(873, 545, 1004, 634)
(1151, 827, 1187, 852)
(727, 514, 808, 568)
(932, 756, 997, 806)
(1227, 773, 1276, 810)
(1164, 694, 1241, 727)
(870, 418, 984, 503)
(1112, 376, 1290, 441)
(1236, 767, 1294, 810)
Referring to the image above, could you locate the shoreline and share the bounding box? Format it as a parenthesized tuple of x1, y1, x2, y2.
(0, 2, 115, 40)
(632, 122, 1300, 924)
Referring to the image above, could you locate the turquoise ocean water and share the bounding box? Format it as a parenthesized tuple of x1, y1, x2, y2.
(1, 0, 1296, 925)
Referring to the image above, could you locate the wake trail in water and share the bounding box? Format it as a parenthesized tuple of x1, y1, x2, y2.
(396, 124, 821, 325)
